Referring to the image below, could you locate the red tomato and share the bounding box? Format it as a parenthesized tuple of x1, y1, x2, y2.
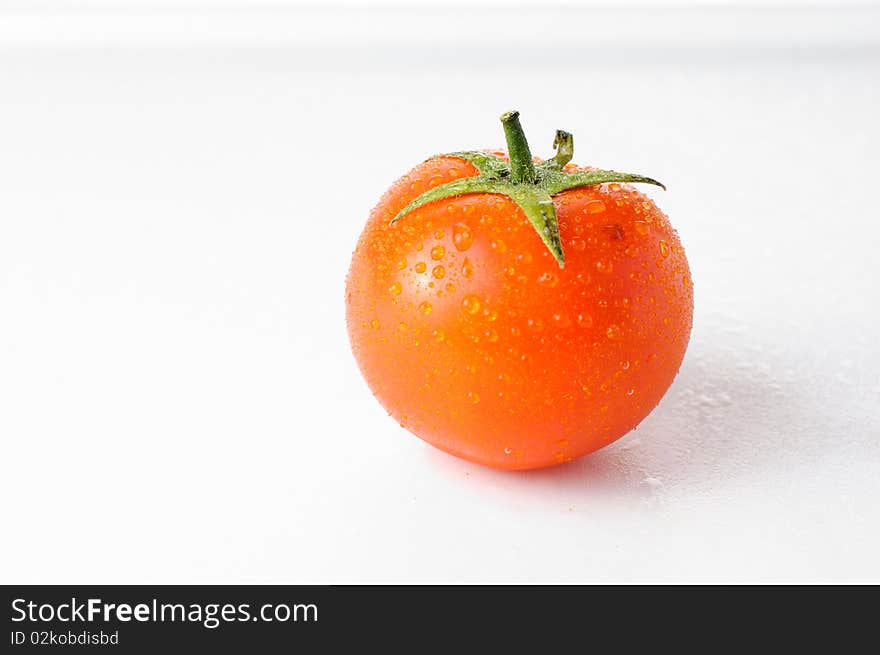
(346, 112, 692, 469)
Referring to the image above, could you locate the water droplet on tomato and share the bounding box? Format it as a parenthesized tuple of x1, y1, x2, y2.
(431, 245, 445, 260)
(586, 200, 605, 214)
(659, 240, 670, 257)
(606, 324, 621, 339)
(576, 313, 593, 328)
(396, 258, 407, 270)
(414, 262, 426, 274)
(432, 265, 445, 279)
(527, 317, 544, 332)
(452, 223, 474, 251)
(552, 312, 572, 328)
(595, 260, 613, 274)
(389, 282, 402, 296)
(633, 220, 649, 235)
(537, 271, 558, 287)
(461, 258, 474, 278)
(462, 295, 482, 314)
(418, 301, 433, 315)
(468, 391, 480, 404)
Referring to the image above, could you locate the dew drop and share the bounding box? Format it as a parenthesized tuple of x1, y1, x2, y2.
(659, 240, 670, 257)
(452, 222, 474, 251)
(370, 319, 379, 329)
(606, 324, 621, 339)
(552, 312, 572, 328)
(462, 295, 482, 314)
(431, 245, 445, 260)
(432, 265, 446, 279)
(396, 258, 407, 270)
(621, 360, 631, 370)
(389, 282, 402, 296)
(418, 301, 433, 315)
(433, 328, 445, 341)
(595, 260, 613, 274)
(627, 388, 635, 396)
(537, 271, 558, 287)
(414, 262, 427, 274)
(633, 220, 649, 236)
(433, 229, 445, 240)
(576, 313, 593, 328)
(491, 239, 507, 254)
(468, 391, 481, 404)
(586, 200, 606, 214)
(461, 258, 474, 278)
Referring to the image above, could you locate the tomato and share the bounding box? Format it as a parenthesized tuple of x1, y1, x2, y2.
(346, 112, 693, 470)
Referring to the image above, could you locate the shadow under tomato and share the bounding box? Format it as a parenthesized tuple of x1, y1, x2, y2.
(426, 321, 818, 504)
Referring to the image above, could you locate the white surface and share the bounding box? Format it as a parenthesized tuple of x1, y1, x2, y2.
(1, 6, 879, 583)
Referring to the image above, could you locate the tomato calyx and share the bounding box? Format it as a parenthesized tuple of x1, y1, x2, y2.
(390, 110, 665, 268)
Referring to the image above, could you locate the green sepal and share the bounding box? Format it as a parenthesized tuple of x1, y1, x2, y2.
(439, 151, 509, 178)
(541, 169, 666, 195)
(389, 111, 665, 268)
(390, 177, 512, 226)
(503, 185, 564, 267)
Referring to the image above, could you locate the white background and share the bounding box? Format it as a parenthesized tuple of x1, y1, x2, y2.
(1, 2, 879, 583)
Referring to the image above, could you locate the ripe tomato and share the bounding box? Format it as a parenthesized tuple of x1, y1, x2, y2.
(346, 112, 692, 470)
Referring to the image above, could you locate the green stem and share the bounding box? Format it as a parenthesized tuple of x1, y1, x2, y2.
(500, 110, 536, 184)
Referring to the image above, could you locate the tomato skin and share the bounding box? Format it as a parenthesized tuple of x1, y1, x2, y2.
(346, 155, 693, 470)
